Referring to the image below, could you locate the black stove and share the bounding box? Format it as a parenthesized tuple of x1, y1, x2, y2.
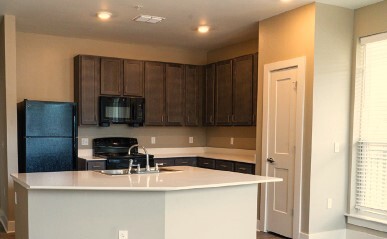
(93, 137, 154, 169)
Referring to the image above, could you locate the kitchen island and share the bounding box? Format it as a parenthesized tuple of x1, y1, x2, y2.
(12, 166, 281, 239)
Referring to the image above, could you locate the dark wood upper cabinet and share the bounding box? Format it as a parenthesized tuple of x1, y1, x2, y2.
(252, 53, 258, 126)
(100, 57, 122, 96)
(144, 62, 165, 126)
(204, 64, 215, 126)
(215, 60, 233, 126)
(232, 54, 253, 125)
(123, 60, 144, 97)
(165, 63, 185, 126)
(185, 65, 201, 126)
(74, 55, 100, 125)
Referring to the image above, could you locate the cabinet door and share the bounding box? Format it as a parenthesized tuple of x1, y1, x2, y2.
(100, 57, 122, 95)
(87, 161, 106, 171)
(234, 162, 255, 175)
(215, 60, 233, 125)
(144, 62, 165, 125)
(215, 160, 235, 172)
(204, 64, 215, 126)
(123, 60, 144, 97)
(165, 63, 184, 126)
(174, 157, 197, 166)
(185, 65, 200, 126)
(197, 157, 216, 169)
(154, 158, 175, 167)
(233, 55, 253, 125)
(74, 55, 100, 125)
(252, 53, 258, 126)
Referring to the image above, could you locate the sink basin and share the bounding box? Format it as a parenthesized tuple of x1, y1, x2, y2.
(96, 168, 182, 176)
(97, 169, 130, 175)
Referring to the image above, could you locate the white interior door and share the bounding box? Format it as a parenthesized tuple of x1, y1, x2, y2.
(266, 67, 297, 238)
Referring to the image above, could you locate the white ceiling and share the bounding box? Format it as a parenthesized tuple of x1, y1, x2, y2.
(0, 0, 382, 51)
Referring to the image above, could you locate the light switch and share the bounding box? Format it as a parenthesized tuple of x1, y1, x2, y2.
(189, 137, 194, 144)
(230, 137, 234, 145)
(334, 142, 340, 153)
(151, 137, 156, 144)
(327, 198, 333, 209)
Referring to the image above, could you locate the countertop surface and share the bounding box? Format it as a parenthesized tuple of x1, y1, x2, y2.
(79, 147, 256, 164)
(11, 166, 280, 191)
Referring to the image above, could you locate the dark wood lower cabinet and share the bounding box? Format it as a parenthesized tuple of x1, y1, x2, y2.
(174, 157, 197, 166)
(154, 158, 175, 167)
(234, 162, 255, 174)
(81, 157, 255, 175)
(78, 158, 106, 171)
(197, 157, 216, 169)
(153, 157, 255, 174)
(215, 160, 234, 172)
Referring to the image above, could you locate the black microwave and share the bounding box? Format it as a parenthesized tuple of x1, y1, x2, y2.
(99, 96, 145, 127)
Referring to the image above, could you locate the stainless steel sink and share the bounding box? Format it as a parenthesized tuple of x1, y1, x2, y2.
(96, 168, 182, 176)
(97, 169, 130, 175)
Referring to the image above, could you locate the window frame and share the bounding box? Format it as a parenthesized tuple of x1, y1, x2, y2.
(347, 32, 387, 232)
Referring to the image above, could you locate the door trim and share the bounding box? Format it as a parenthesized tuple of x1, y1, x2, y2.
(260, 57, 306, 239)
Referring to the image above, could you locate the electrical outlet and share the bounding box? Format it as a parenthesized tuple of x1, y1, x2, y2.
(327, 198, 333, 209)
(230, 137, 234, 145)
(118, 230, 128, 239)
(81, 138, 89, 146)
(189, 137, 194, 144)
(151, 137, 156, 144)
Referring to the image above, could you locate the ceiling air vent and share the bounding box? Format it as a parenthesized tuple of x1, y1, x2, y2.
(133, 15, 165, 24)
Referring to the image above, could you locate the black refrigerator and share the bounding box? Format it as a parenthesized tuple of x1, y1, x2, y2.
(18, 99, 78, 173)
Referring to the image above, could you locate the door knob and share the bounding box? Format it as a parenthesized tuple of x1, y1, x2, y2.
(267, 158, 275, 164)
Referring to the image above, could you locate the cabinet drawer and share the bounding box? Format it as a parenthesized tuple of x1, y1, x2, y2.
(197, 158, 216, 169)
(174, 157, 197, 166)
(87, 161, 106, 171)
(215, 160, 234, 172)
(234, 162, 255, 175)
(154, 158, 175, 167)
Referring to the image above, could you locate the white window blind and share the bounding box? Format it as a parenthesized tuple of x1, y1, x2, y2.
(356, 36, 387, 215)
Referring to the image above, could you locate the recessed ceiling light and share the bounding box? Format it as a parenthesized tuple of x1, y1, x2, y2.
(198, 26, 210, 33)
(97, 11, 112, 20)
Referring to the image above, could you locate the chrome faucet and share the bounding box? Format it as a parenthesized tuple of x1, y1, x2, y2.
(128, 144, 151, 172)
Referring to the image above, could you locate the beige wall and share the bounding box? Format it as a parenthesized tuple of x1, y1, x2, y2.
(16, 32, 208, 148)
(206, 127, 256, 150)
(347, 1, 387, 238)
(16, 32, 207, 103)
(207, 39, 258, 64)
(310, 3, 353, 234)
(258, 4, 315, 233)
(0, 15, 7, 227)
(0, 15, 18, 231)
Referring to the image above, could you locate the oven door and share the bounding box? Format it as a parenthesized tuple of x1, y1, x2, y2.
(100, 96, 131, 125)
(106, 157, 155, 169)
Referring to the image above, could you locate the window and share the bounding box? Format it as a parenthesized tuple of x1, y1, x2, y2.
(349, 32, 387, 231)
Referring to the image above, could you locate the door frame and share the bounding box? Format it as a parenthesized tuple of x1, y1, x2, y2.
(260, 57, 306, 239)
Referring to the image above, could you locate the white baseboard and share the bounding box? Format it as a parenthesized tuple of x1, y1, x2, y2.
(257, 220, 261, 231)
(347, 229, 386, 239)
(303, 229, 346, 239)
(300, 232, 309, 239)
(0, 209, 15, 233)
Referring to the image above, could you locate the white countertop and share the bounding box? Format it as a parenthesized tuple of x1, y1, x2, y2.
(78, 147, 256, 164)
(11, 166, 280, 191)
